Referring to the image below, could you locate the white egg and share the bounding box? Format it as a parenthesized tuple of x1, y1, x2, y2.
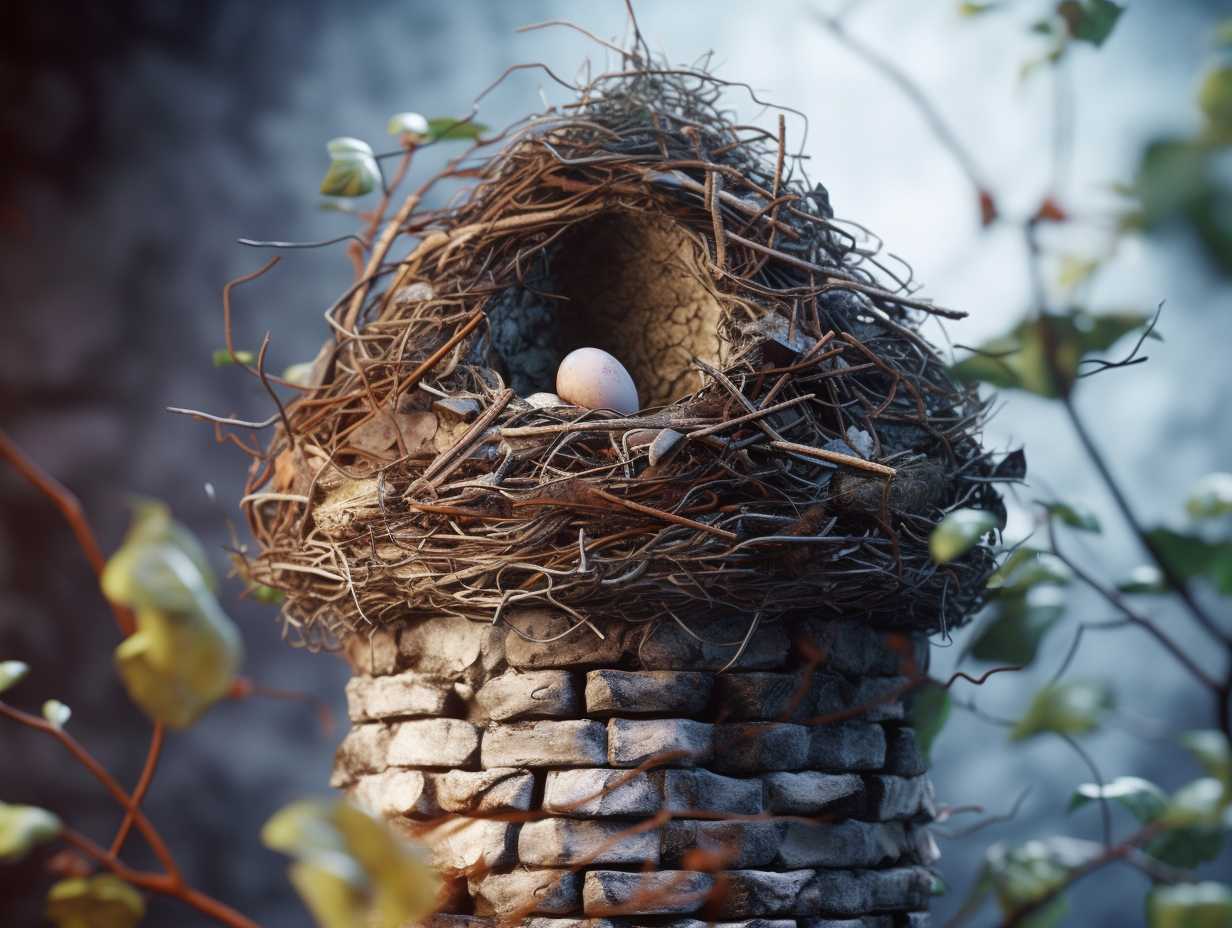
(525, 391, 565, 409)
(555, 348, 639, 415)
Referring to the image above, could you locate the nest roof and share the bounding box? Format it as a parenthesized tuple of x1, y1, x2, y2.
(240, 62, 1017, 649)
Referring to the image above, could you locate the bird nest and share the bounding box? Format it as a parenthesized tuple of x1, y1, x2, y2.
(240, 62, 1016, 649)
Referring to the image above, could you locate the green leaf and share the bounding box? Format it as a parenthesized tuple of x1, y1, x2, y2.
(386, 112, 429, 137)
(0, 659, 29, 695)
(1040, 500, 1102, 533)
(1148, 825, 1226, 869)
(1145, 528, 1232, 595)
(283, 362, 315, 386)
(1132, 137, 1232, 275)
(959, 1, 1002, 16)
(988, 548, 1073, 594)
(931, 508, 997, 563)
(952, 310, 1154, 398)
(1068, 776, 1167, 822)
(212, 349, 255, 367)
(263, 799, 439, 928)
(1180, 730, 1231, 792)
(1148, 882, 1232, 928)
(0, 801, 61, 863)
(1011, 680, 1113, 740)
(908, 682, 951, 763)
(1186, 473, 1232, 520)
(425, 117, 487, 142)
(1057, 0, 1124, 47)
(1056, 254, 1101, 290)
(101, 501, 242, 729)
(320, 138, 379, 198)
(326, 137, 373, 158)
(984, 836, 1100, 923)
(42, 699, 71, 730)
(1117, 565, 1166, 594)
(249, 583, 286, 604)
(45, 874, 145, 928)
(1161, 777, 1226, 828)
(1199, 66, 1232, 135)
(1147, 778, 1230, 868)
(966, 586, 1066, 666)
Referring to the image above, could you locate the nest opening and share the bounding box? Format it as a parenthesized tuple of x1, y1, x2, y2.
(489, 210, 724, 409)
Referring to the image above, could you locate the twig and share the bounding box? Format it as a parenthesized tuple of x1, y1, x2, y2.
(813, 8, 993, 212)
(58, 827, 259, 928)
(0, 430, 135, 636)
(0, 701, 180, 882)
(109, 723, 165, 857)
(770, 439, 896, 478)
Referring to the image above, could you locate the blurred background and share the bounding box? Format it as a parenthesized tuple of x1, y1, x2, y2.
(1, 1, 1229, 925)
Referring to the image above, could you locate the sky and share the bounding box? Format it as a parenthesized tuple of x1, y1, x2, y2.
(1, 1, 1229, 925)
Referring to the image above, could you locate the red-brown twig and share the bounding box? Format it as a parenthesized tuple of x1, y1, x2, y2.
(0, 430, 135, 636)
(58, 827, 259, 928)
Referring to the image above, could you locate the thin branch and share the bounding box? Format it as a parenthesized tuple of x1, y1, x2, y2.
(109, 722, 165, 856)
(812, 9, 992, 208)
(59, 827, 259, 928)
(0, 701, 181, 883)
(0, 430, 135, 637)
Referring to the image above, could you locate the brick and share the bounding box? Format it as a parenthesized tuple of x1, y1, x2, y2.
(345, 671, 452, 721)
(794, 619, 901, 677)
(776, 821, 909, 869)
(430, 768, 534, 813)
(585, 670, 713, 716)
(350, 769, 434, 818)
(662, 820, 782, 868)
(470, 870, 581, 917)
(884, 727, 928, 777)
(504, 610, 632, 668)
(421, 818, 518, 872)
(864, 776, 935, 822)
(583, 870, 714, 916)
(386, 718, 479, 768)
(344, 627, 398, 675)
(637, 616, 789, 671)
(475, 670, 579, 721)
(544, 768, 662, 817)
(802, 871, 871, 918)
(423, 916, 491, 928)
(519, 818, 660, 866)
(398, 616, 504, 680)
(908, 824, 941, 865)
(808, 725, 886, 771)
(334, 724, 390, 779)
(711, 723, 809, 774)
(762, 771, 864, 815)
(849, 676, 907, 722)
(666, 921, 797, 928)
(482, 720, 606, 768)
(715, 869, 818, 918)
(608, 718, 713, 767)
(660, 769, 763, 815)
(866, 867, 932, 911)
(713, 672, 823, 722)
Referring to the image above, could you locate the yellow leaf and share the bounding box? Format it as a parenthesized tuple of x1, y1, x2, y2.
(263, 799, 439, 928)
(102, 502, 242, 728)
(45, 875, 145, 928)
(0, 801, 61, 863)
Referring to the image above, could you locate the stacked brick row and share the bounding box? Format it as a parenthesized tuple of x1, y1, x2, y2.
(332, 610, 939, 928)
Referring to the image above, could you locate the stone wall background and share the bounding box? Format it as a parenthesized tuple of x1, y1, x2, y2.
(1, 2, 1229, 926)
